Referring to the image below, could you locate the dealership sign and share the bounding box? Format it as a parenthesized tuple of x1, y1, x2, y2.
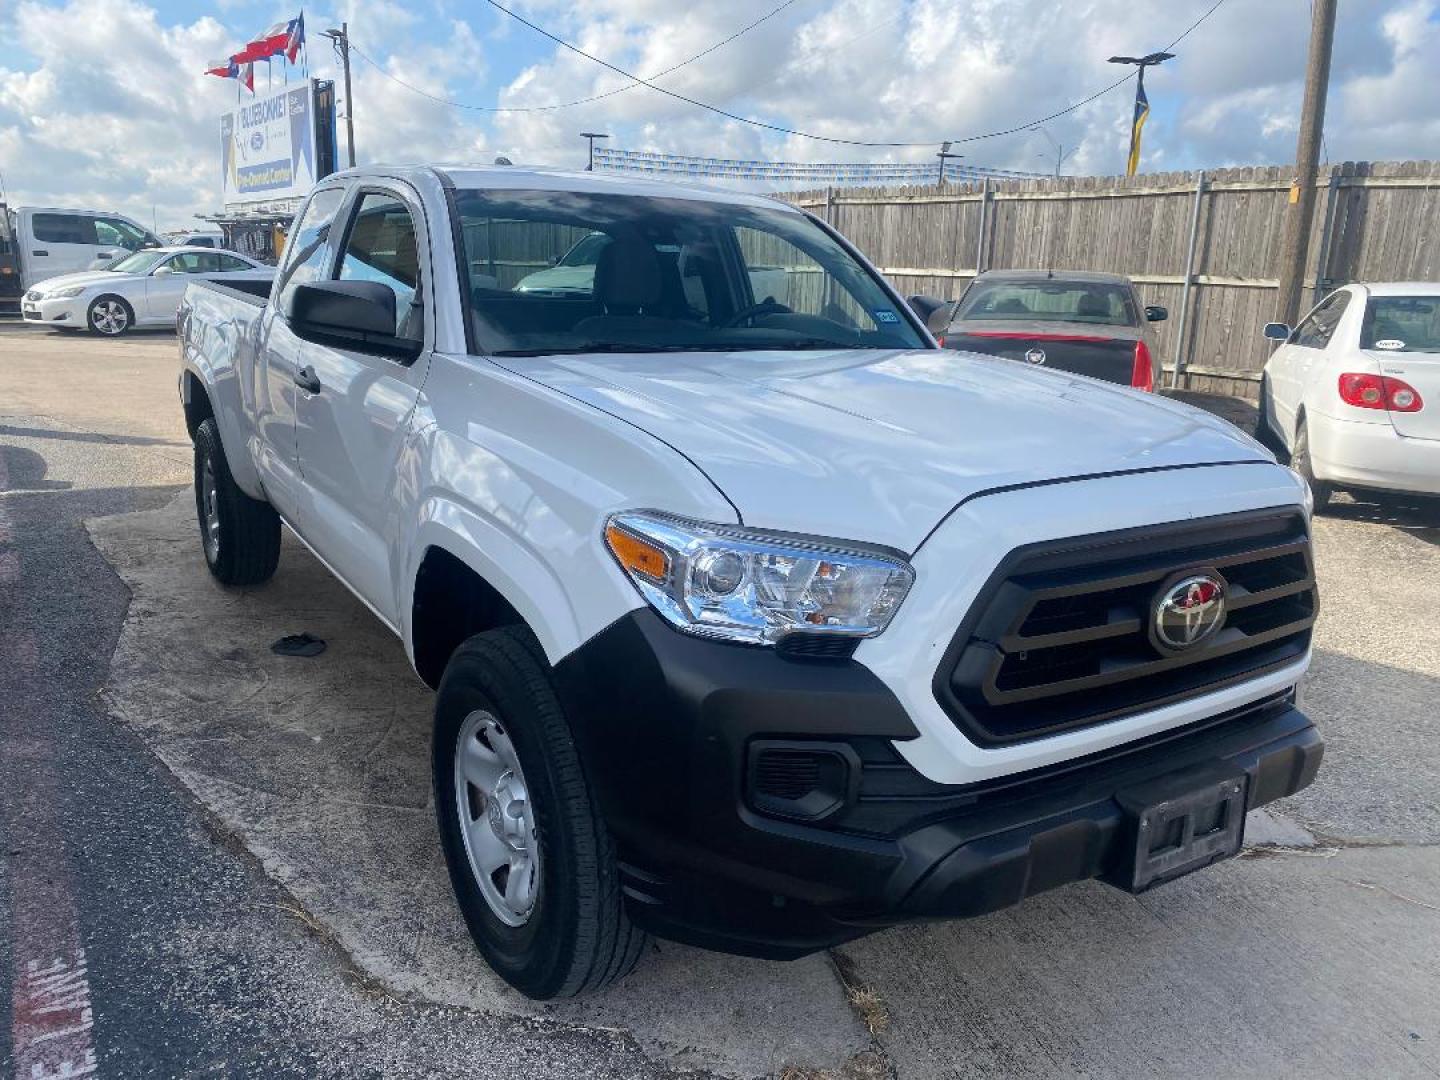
(221, 82, 321, 205)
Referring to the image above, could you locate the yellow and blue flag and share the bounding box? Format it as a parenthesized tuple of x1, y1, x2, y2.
(1127, 74, 1150, 177)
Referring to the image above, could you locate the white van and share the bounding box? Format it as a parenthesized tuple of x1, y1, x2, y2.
(8, 206, 161, 287)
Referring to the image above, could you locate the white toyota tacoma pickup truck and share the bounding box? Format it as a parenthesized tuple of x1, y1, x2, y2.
(177, 165, 1322, 999)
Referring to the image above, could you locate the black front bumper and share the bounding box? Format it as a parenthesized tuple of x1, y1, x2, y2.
(555, 610, 1323, 959)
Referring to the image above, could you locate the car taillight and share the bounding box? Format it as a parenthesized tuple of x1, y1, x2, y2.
(1338, 372, 1424, 412)
(1131, 340, 1154, 392)
(936, 335, 946, 347)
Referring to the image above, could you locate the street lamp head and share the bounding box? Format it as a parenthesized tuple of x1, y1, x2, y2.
(1108, 51, 1174, 67)
(579, 132, 611, 140)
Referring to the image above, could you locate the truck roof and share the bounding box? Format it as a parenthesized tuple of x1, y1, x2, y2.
(324, 164, 802, 213)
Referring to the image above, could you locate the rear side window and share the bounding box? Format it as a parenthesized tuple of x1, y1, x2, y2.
(1294, 291, 1350, 348)
(217, 254, 251, 272)
(953, 280, 1137, 326)
(336, 192, 423, 340)
(1361, 296, 1440, 354)
(275, 187, 346, 312)
(32, 213, 95, 245)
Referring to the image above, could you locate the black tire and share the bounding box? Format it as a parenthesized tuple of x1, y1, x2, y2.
(86, 294, 135, 337)
(1255, 376, 1289, 460)
(433, 626, 646, 999)
(193, 417, 281, 585)
(1291, 418, 1333, 513)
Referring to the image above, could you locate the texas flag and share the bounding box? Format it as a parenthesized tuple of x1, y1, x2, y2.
(285, 12, 305, 63)
(205, 58, 238, 78)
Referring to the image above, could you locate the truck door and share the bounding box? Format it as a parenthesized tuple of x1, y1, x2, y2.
(250, 186, 348, 525)
(291, 185, 433, 623)
(20, 211, 99, 283)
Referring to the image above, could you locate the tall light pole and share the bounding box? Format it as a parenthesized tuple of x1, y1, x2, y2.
(936, 140, 963, 185)
(321, 24, 356, 167)
(1029, 126, 1074, 179)
(1107, 51, 1174, 176)
(580, 132, 610, 171)
(1274, 0, 1337, 328)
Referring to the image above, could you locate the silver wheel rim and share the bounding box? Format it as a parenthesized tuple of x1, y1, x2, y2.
(201, 455, 220, 562)
(454, 709, 539, 926)
(91, 299, 128, 335)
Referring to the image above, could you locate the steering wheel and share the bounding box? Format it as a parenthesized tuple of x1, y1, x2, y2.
(723, 298, 790, 328)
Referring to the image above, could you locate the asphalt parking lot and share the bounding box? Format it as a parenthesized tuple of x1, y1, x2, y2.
(3, 322, 1439, 1078)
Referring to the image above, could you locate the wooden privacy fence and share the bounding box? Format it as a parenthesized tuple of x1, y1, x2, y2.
(784, 161, 1440, 398)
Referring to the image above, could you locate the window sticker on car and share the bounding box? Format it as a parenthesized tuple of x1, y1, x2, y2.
(1375, 339, 1405, 350)
(874, 309, 900, 323)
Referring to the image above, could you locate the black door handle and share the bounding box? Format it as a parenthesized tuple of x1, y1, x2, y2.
(294, 365, 321, 394)
(32, 249, 48, 257)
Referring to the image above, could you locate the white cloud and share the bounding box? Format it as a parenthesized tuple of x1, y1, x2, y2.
(0, 0, 1436, 230)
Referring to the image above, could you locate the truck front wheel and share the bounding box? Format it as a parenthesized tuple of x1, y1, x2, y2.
(433, 626, 646, 999)
(193, 418, 281, 585)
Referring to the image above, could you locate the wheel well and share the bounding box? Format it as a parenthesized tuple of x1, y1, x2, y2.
(183, 372, 214, 440)
(411, 547, 525, 689)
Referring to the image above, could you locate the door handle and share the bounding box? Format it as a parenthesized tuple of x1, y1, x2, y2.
(294, 365, 321, 394)
(32, 249, 49, 257)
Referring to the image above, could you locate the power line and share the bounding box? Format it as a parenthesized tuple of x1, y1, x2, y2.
(348, 0, 802, 115)
(355, 0, 1230, 151)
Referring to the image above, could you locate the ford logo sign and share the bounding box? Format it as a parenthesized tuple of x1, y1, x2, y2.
(1151, 573, 1227, 653)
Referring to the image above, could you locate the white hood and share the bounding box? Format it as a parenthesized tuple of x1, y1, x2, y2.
(33, 269, 139, 294)
(494, 347, 1276, 553)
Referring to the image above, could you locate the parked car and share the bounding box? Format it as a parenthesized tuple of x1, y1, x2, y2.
(919, 270, 1167, 391)
(1259, 282, 1439, 509)
(162, 230, 227, 251)
(22, 246, 272, 336)
(177, 166, 1321, 1000)
(6, 205, 161, 287)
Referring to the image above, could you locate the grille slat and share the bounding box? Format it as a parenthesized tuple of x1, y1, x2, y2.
(933, 510, 1317, 746)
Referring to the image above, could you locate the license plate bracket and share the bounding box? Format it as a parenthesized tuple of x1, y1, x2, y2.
(1110, 762, 1248, 893)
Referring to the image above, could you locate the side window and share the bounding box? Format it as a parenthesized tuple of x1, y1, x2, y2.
(217, 254, 251, 272)
(168, 253, 207, 274)
(96, 218, 150, 251)
(32, 213, 95, 245)
(336, 192, 423, 340)
(1294, 292, 1350, 348)
(276, 187, 347, 312)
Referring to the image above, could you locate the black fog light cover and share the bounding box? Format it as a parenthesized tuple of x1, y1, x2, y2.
(746, 740, 860, 823)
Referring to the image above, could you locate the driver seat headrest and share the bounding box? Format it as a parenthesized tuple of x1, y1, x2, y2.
(592, 234, 663, 312)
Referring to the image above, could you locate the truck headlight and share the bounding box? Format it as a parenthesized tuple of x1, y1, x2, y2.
(604, 511, 914, 646)
(49, 285, 87, 299)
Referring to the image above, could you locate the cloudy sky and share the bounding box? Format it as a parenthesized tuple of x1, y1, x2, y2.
(1, 0, 1437, 231)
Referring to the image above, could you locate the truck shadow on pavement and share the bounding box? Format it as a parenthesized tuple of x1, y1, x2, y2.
(86, 495, 1440, 1079)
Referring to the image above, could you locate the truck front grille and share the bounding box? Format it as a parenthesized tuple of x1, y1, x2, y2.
(933, 509, 1317, 746)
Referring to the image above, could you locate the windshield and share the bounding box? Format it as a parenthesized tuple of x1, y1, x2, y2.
(109, 250, 169, 274)
(954, 280, 1137, 327)
(452, 189, 927, 355)
(1362, 296, 1440, 354)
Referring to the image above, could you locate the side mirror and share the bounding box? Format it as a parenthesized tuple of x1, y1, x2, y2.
(152, 266, 174, 277)
(289, 280, 421, 360)
(1263, 322, 1291, 342)
(1145, 305, 1168, 322)
(906, 294, 945, 322)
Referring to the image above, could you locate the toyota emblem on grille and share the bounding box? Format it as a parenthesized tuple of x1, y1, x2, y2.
(1025, 348, 1047, 365)
(1151, 573, 1227, 653)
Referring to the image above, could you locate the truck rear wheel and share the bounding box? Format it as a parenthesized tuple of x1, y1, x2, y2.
(193, 418, 281, 585)
(433, 626, 646, 999)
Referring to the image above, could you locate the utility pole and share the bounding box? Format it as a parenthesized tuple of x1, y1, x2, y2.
(936, 141, 963, 185)
(580, 132, 610, 171)
(1274, 0, 1337, 328)
(322, 24, 356, 167)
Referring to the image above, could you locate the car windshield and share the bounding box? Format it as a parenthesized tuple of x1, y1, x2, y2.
(109, 251, 169, 274)
(1362, 296, 1440, 354)
(452, 189, 928, 355)
(954, 280, 1137, 327)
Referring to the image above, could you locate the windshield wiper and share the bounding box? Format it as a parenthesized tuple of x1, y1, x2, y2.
(490, 343, 706, 357)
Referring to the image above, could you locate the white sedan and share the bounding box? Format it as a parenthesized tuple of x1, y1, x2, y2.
(21, 246, 273, 336)
(1259, 282, 1439, 509)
